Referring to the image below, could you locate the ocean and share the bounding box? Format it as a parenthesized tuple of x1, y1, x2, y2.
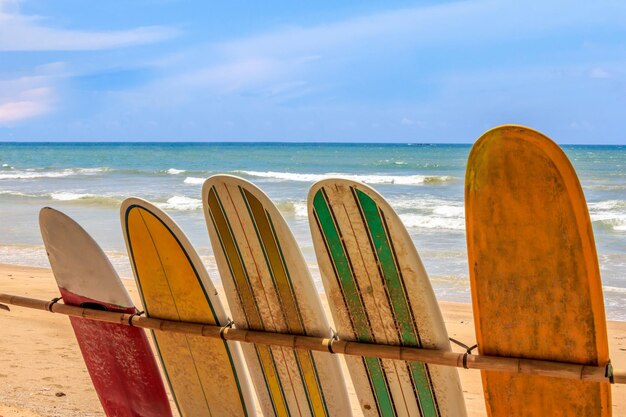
(1, 142, 625, 320)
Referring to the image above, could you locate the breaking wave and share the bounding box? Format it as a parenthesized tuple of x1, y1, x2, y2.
(157, 196, 203, 211)
(588, 200, 626, 231)
(0, 167, 110, 180)
(184, 176, 205, 185)
(235, 170, 454, 185)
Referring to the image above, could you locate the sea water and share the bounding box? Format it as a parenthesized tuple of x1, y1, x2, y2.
(0, 142, 624, 320)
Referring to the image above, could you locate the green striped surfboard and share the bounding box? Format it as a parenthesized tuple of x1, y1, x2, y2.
(308, 179, 467, 417)
(202, 175, 352, 417)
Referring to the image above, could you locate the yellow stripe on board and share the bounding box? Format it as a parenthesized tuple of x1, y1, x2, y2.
(207, 188, 290, 417)
(242, 188, 328, 417)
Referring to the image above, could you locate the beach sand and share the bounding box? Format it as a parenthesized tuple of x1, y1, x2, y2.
(0, 263, 624, 417)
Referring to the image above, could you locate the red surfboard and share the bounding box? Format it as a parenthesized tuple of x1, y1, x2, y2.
(40, 207, 172, 417)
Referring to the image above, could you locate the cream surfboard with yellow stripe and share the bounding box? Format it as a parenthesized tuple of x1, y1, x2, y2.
(308, 179, 466, 417)
(202, 175, 351, 417)
(121, 198, 256, 417)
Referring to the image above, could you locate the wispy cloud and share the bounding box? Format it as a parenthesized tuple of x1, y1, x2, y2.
(159, 0, 626, 101)
(0, 1, 178, 51)
(0, 79, 54, 124)
(3, 0, 625, 141)
(216, 0, 626, 58)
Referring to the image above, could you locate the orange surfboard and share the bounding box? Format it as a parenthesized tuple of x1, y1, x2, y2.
(465, 125, 611, 416)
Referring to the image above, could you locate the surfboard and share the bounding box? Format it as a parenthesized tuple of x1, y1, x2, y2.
(202, 175, 352, 417)
(121, 198, 257, 417)
(308, 179, 467, 417)
(465, 125, 611, 416)
(39, 207, 172, 417)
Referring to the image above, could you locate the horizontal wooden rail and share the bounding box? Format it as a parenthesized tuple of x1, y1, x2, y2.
(0, 293, 623, 384)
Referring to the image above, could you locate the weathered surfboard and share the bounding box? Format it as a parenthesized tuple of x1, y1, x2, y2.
(39, 207, 172, 417)
(202, 175, 352, 417)
(121, 198, 256, 417)
(308, 179, 467, 417)
(465, 125, 611, 416)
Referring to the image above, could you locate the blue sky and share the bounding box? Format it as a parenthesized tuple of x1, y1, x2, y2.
(0, 1, 625, 143)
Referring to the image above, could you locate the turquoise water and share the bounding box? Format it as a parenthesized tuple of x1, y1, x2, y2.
(1, 142, 625, 320)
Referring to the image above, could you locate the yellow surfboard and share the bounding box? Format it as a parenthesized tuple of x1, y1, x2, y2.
(465, 125, 611, 416)
(121, 198, 256, 417)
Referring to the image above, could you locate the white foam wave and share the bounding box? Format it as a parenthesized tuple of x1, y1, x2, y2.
(48, 192, 122, 206)
(0, 190, 121, 206)
(399, 213, 465, 231)
(167, 168, 186, 175)
(50, 192, 94, 201)
(76, 167, 109, 174)
(603, 285, 626, 295)
(0, 170, 73, 180)
(0, 167, 108, 180)
(389, 196, 464, 212)
(184, 176, 205, 185)
(592, 215, 626, 231)
(293, 202, 308, 217)
(275, 200, 309, 218)
(0, 190, 38, 198)
(159, 196, 202, 211)
(589, 199, 626, 231)
(432, 205, 465, 218)
(237, 170, 453, 186)
(588, 200, 626, 211)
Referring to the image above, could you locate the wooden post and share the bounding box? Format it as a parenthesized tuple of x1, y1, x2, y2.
(0, 293, 623, 384)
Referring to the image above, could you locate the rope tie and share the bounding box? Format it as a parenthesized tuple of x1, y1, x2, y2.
(449, 337, 478, 369)
(606, 360, 615, 384)
(127, 310, 145, 326)
(47, 297, 63, 312)
(219, 319, 235, 341)
(323, 328, 339, 354)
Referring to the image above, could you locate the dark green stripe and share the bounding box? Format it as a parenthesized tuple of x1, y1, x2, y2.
(354, 188, 440, 417)
(312, 189, 396, 417)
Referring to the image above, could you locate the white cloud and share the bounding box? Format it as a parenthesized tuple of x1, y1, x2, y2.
(0, 95, 49, 123)
(0, 63, 62, 124)
(0, 85, 53, 124)
(0, 1, 178, 51)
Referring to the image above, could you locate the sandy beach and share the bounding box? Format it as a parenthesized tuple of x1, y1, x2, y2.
(0, 263, 624, 417)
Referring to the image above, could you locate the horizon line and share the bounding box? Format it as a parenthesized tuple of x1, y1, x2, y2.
(0, 140, 623, 147)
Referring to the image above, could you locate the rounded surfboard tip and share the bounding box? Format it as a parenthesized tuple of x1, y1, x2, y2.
(121, 195, 258, 417)
(203, 173, 352, 416)
(202, 174, 258, 198)
(308, 177, 397, 220)
(465, 125, 610, 416)
(307, 177, 466, 416)
(468, 125, 562, 173)
(39, 206, 133, 309)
